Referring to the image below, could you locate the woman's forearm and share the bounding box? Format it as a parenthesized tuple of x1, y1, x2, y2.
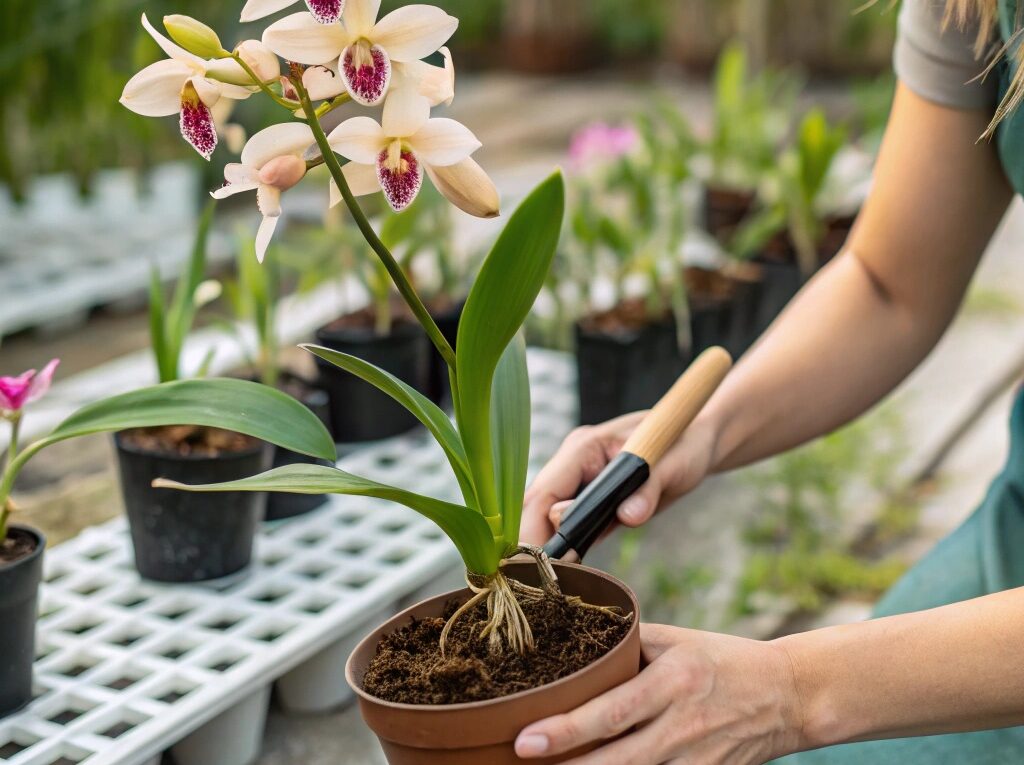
(776, 587, 1024, 749)
(700, 84, 1011, 472)
(706, 248, 939, 471)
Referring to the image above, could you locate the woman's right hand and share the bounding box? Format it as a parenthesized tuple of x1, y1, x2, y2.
(519, 411, 721, 549)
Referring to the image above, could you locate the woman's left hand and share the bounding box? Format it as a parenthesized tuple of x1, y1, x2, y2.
(514, 623, 805, 765)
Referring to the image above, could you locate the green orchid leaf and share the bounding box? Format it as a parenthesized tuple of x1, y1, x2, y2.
(301, 344, 477, 508)
(148, 266, 171, 383)
(155, 464, 498, 575)
(45, 378, 336, 461)
(491, 334, 531, 548)
(455, 171, 564, 522)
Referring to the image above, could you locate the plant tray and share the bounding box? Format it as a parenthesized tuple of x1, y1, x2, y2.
(0, 349, 576, 765)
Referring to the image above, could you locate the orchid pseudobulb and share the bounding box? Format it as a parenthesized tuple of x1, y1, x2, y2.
(262, 0, 457, 106)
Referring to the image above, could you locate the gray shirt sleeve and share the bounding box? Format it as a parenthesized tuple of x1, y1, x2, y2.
(894, 0, 998, 109)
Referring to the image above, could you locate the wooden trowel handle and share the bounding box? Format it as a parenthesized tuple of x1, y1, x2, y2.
(621, 346, 733, 465)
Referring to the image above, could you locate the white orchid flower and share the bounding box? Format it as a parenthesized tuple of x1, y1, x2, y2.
(211, 123, 315, 262)
(241, 0, 344, 25)
(393, 46, 455, 107)
(120, 14, 255, 159)
(263, 0, 457, 106)
(327, 88, 498, 217)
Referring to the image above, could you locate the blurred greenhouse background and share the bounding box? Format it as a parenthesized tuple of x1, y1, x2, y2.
(6, 1, 1024, 762)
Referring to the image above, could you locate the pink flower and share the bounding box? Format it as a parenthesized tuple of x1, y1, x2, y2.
(0, 360, 59, 415)
(568, 123, 639, 171)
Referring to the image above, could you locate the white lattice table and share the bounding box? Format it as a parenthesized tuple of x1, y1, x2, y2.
(0, 349, 577, 765)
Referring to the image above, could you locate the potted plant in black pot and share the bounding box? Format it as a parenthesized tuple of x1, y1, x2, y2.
(0, 360, 332, 717)
(284, 211, 433, 443)
(702, 42, 800, 245)
(113, 203, 277, 582)
(730, 107, 851, 330)
(632, 99, 765, 359)
(563, 122, 692, 424)
(221, 230, 333, 521)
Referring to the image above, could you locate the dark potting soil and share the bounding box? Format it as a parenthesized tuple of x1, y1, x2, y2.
(362, 593, 633, 705)
(321, 304, 415, 333)
(0, 527, 38, 566)
(119, 425, 260, 458)
(579, 298, 671, 336)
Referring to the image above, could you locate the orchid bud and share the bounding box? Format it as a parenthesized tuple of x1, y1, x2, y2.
(164, 15, 229, 59)
(236, 40, 280, 83)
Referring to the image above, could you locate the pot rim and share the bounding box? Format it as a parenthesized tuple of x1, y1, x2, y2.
(345, 560, 639, 713)
(0, 523, 46, 573)
(113, 429, 269, 462)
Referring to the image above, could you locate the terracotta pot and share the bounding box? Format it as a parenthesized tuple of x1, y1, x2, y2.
(346, 561, 641, 764)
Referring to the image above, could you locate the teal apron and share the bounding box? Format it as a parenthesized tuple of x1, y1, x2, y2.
(772, 3, 1024, 760)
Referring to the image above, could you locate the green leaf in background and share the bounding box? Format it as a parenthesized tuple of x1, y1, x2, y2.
(455, 171, 565, 522)
(46, 378, 336, 461)
(148, 265, 171, 382)
(155, 464, 499, 575)
(796, 108, 846, 204)
(491, 334, 531, 548)
(151, 201, 216, 383)
(302, 344, 477, 508)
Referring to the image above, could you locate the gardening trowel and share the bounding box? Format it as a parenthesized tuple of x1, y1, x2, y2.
(543, 346, 733, 562)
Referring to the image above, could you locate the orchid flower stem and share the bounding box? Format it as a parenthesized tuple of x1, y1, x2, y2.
(231, 54, 300, 110)
(315, 94, 351, 119)
(6, 414, 20, 470)
(296, 85, 460, 382)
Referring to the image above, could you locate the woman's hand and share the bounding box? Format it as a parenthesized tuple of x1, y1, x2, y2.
(519, 412, 720, 548)
(514, 623, 805, 765)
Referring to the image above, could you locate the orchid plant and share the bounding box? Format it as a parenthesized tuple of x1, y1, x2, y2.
(121, 0, 566, 654)
(548, 120, 694, 353)
(0, 365, 333, 546)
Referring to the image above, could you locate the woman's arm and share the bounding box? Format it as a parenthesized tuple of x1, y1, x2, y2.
(710, 81, 1012, 469)
(783, 586, 1024, 747)
(513, 588, 1024, 763)
(521, 82, 1012, 544)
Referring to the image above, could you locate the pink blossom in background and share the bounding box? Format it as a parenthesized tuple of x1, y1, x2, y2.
(568, 122, 639, 171)
(0, 359, 59, 415)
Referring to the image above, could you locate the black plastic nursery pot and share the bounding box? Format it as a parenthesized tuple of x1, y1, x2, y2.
(575, 313, 689, 426)
(265, 376, 332, 522)
(315, 319, 429, 442)
(0, 524, 45, 718)
(115, 431, 271, 583)
(426, 300, 464, 410)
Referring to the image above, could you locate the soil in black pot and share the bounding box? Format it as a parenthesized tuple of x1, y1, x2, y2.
(0, 530, 37, 565)
(576, 300, 689, 425)
(116, 425, 270, 583)
(264, 373, 332, 522)
(0, 525, 44, 718)
(684, 266, 735, 355)
(363, 593, 632, 704)
(315, 308, 429, 442)
(684, 264, 765, 358)
(820, 213, 857, 264)
(703, 184, 757, 243)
